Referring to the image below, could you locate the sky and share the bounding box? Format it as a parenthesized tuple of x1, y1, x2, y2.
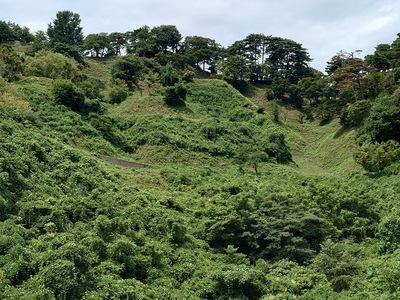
(1, 0, 400, 71)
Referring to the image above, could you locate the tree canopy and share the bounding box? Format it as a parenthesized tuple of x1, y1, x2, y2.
(47, 11, 84, 47)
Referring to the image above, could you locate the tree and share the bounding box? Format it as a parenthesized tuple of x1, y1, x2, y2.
(365, 43, 392, 72)
(47, 11, 84, 46)
(327, 50, 376, 101)
(108, 32, 127, 56)
(390, 33, 400, 68)
(151, 25, 182, 53)
(340, 100, 370, 128)
(26, 30, 49, 55)
(84, 33, 110, 57)
(266, 37, 312, 83)
(243, 34, 270, 82)
(235, 145, 268, 173)
(360, 92, 400, 142)
(223, 35, 311, 83)
(160, 63, 180, 87)
(182, 35, 221, 71)
(7, 22, 34, 43)
(127, 26, 156, 57)
(111, 56, 149, 93)
(269, 78, 302, 107)
(311, 240, 358, 292)
(220, 55, 250, 81)
(0, 21, 14, 42)
(0, 45, 24, 81)
(298, 76, 332, 105)
(47, 11, 85, 64)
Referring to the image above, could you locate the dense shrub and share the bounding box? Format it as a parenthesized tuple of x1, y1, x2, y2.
(77, 77, 104, 100)
(340, 100, 371, 127)
(107, 80, 129, 104)
(160, 63, 180, 87)
(163, 83, 187, 106)
(52, 79, 85, 112)
(0, 45, 24, 81)
(354, 140, 400, 172)
(111, 56, 159, 90)
(25, 50, 79, 79)
(360, 92, 400, 142)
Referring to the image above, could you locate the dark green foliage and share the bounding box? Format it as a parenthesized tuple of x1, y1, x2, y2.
(262, 132, 292, 163)
(0, 21, 15, 42)
(306, 178, 380, 241)
(205, 192, 329, 264)
(39, 260, 79, 299)
(0, 21, 33, 43)
(52, 42, 86, 65)
(0, 45, 24, 81)
(77, 77, 104, 101)
(340, 100, 371, 127)
(151, 25, 182, 53)
(111, 55, 148, 89)
(83, 33, 111, 57)
(127, 25, 156, 58)
(107, 80, 129, 104)
(52, 79, 85, 112)
(270, 78, 303, 107)
(377, 209, 400, 253)
(163, 83, 187, 106)
(312, 240, 358, 292)
(160, 63, 180, 87)
(182, 35, 221, 71)
(359, 92, 400, 143)
(47, 11, 85, 65)
(26, 30, 50, 55)
(47, 11, 84, 47)
(223, 34, 312, 84)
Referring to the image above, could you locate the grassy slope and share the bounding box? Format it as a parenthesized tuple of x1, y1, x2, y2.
(10, 56, 359, 191)
(244, 84, 361, 176)
(8, 44, 361, 177)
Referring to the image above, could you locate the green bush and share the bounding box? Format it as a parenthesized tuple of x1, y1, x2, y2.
(52, 79, 85, 112)
(340, 100, 371, 127)
(360, 92, 400, 142)
(25, 50, 79, 79)
(163, 83, 187, 106)
(77, 77, 104, 100)
(107, 80, 129, 104)
(354, 140, 400, 172)
(160, 63, 180, 87)
(0, 45, 24, 81)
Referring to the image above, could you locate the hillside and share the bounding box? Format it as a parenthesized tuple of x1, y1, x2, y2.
(0, 52, 400, 300)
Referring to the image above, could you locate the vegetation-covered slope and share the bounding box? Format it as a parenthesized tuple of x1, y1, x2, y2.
(0, 55, 397, 300)
(1, 11, 400, 299)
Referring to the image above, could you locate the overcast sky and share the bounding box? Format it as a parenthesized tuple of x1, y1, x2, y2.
(1, 0, 400, 71)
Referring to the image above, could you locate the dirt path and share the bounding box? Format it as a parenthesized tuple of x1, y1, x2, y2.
(94, 154, 149, 168)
